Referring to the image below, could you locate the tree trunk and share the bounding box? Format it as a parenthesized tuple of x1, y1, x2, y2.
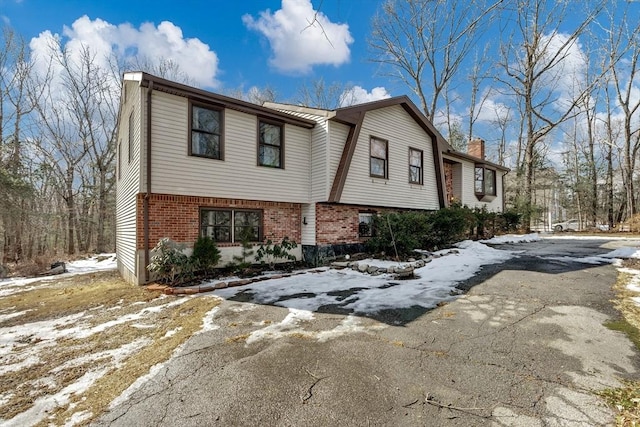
(606, 146, 614, 228)
(66, 168, 76, 255)
(96, 168, 107, 253)
(523, 139, 535, 230)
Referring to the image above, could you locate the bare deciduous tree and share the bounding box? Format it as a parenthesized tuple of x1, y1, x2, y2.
(224, 85, 278, 106)
(497, 0, 604, 226)
(295, 77, 353, 109)
(369, 0, 502, 122)
(30, 41, 117, 255)
(0, 26, 39, 263)
(605, 3, 640, 220)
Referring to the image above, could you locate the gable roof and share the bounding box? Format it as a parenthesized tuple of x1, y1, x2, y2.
(124, 71, 316, 129)
(326, 96, 448, 206)
(331, 95, 453, 150)
(333, 95, 509, 172)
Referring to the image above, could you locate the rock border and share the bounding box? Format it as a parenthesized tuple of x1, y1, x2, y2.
(148, 268, 327, 295)
(330, 249, 461, 277)
(149, 249, 461, 295)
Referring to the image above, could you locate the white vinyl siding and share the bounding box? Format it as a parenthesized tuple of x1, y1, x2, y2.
(301, 203, 316, 245)
(116, 80, 143, 282)
(311, 120, 328, 201)
(149, 92, 311, 202)
(328, 121, 349, 195)
(452, 163, 463, 201)
(339, 105, 440, 210)
(269, 107, 328, 203)
(460, 161, 504, 211)
(268, 105, 337, 202)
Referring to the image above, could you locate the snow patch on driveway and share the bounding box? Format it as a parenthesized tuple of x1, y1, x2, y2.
(245, 308, 385, 344)
(214, 240, 517, 315)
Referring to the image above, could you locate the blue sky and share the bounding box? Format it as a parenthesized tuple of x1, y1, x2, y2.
(1, 0, 391, 103)
(2, 0, 639, 169)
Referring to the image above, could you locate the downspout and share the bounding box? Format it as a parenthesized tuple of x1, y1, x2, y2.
(502, 171, 507, 212)
(143, 80, 153, 283)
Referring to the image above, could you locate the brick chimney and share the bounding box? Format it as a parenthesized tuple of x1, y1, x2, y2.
(468, 138, 485, 160)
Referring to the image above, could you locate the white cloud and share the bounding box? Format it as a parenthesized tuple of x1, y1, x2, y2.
(537, 32, 588, 107)
(339, 85, 390, 107)
(433, 109, 464, 132)
(243, 0, 353, 74)
(474, 98, 511, 124)
(30, 15, 219, 89)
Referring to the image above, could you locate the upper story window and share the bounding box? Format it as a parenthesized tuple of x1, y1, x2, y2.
(258, 120, 283, 168)
(474, 165, 497, 199)
(190, 103, 223, 159)
(409, 148, 423, 184)
(370, 137, 388, 179)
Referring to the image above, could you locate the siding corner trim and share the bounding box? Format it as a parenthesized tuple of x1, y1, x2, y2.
(328, 112, 364, 203)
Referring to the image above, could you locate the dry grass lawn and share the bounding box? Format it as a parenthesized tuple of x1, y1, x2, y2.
(599, 258, 640, 426)
(0, 270, 220, 426)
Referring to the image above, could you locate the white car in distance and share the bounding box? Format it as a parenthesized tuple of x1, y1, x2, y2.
(552, 219, 580, 232)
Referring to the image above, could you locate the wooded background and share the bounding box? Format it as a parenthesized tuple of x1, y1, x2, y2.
(1, 0, 639, 264)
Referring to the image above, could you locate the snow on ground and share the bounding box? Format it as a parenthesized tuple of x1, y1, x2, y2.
(243, 308, 385, 344)
(106, 304, 221, 412)
(213, 235, 640, 312)
(0, 253, 117, 297)
(213, 240, 518, 314)
(65, 253, 117, 273)
(0, 296, 187, 375)
(480, 233, 541, 244)
(3, 235, 640, 427)
(541, 246, 640, 266)
(542, 234, 640, 241)
(0, 252, 215, 427)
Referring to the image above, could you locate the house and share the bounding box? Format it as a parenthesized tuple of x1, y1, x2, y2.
(116, 72, 508, 284)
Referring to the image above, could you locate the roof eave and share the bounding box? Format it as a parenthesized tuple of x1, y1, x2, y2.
(133, 72, 316, 129)
(444, 149, 510, 172)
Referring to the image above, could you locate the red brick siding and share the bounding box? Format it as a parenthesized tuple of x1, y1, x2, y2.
(315, 203, 404, 245)
(444, 162, 454, 203)
(136, 193, 301, 249)
(467, 138, 485, 160)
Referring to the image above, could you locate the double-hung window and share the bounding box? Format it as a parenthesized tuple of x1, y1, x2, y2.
(200, 209, 262, 243)
(258, 120, 283, 168)
(190, 103, 223, 159)
(409, 148, 423, 184)
(370, 137, 388, 179)
(474, 165, 497, 198)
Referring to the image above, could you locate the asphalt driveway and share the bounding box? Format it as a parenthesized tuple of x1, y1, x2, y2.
(94, 237, 640, 426)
